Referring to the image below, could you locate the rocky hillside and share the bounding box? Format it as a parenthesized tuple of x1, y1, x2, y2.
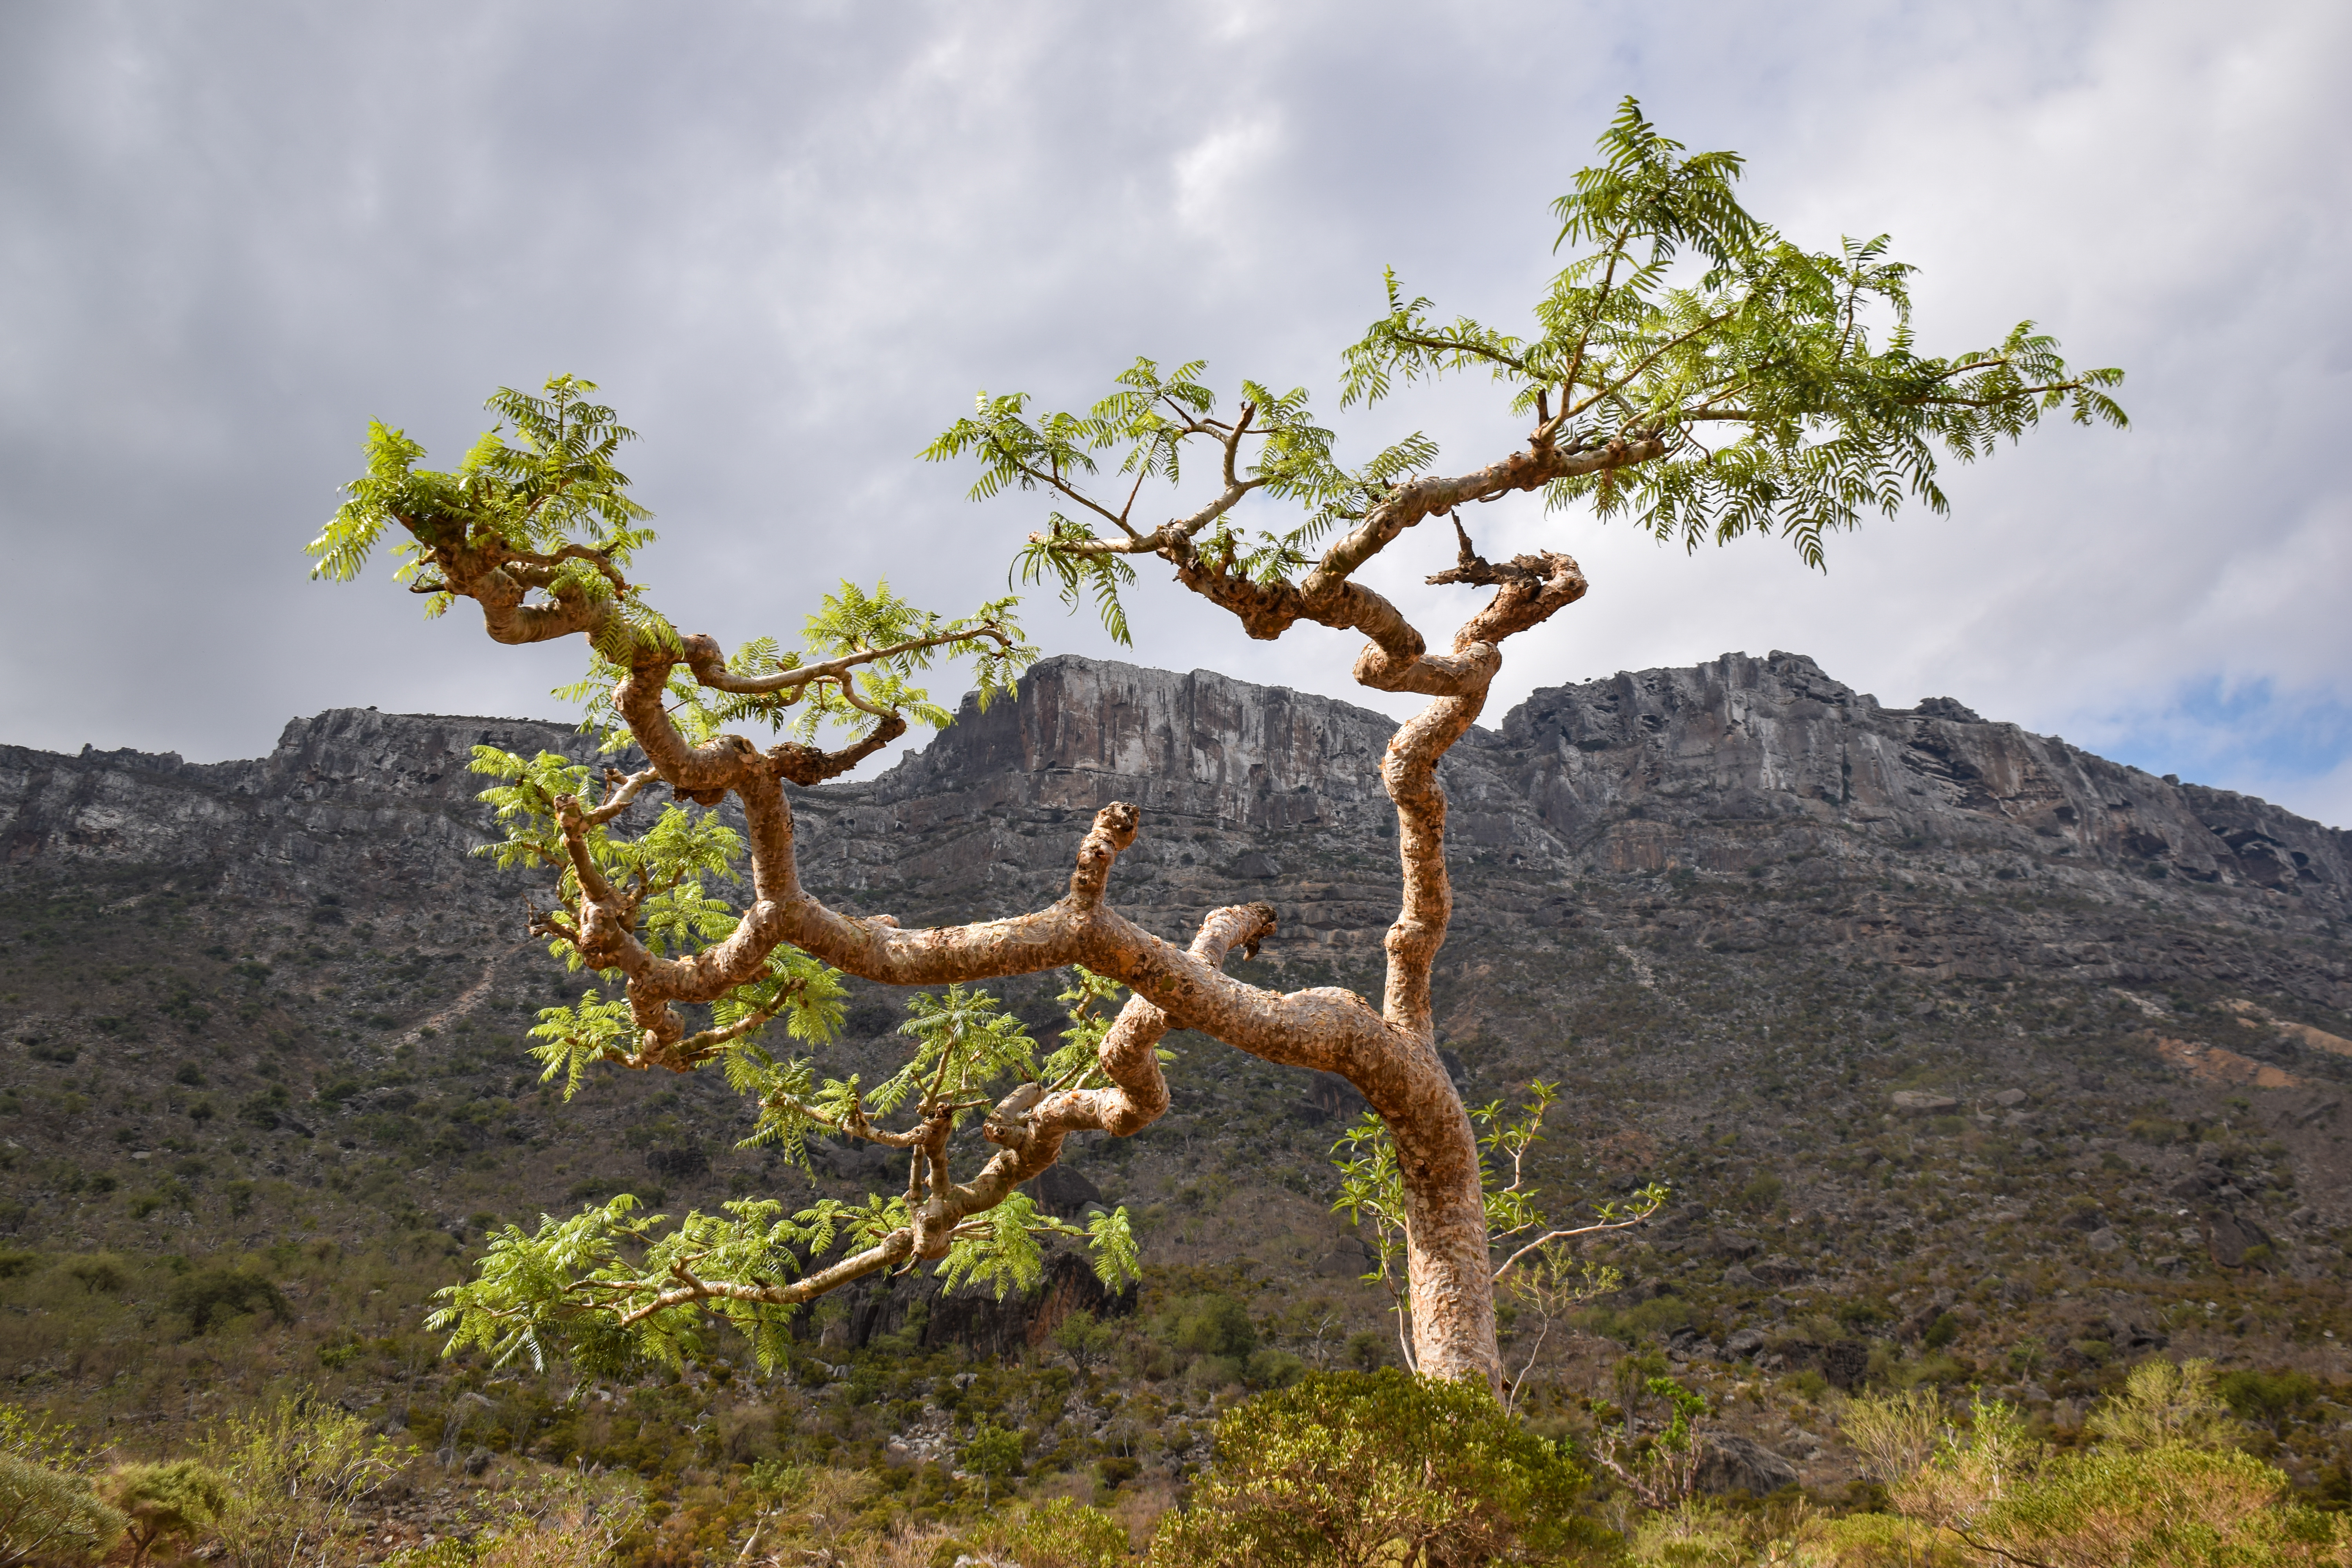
(2, 650, 2349, 1497)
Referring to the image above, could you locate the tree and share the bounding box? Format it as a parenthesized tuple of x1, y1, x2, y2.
(1051, 1308, 1118, 1372)
(2086, 1356, 2244, 1452)
(962, 1424, 1024, 1506)
(312, 99, 2120, 1391)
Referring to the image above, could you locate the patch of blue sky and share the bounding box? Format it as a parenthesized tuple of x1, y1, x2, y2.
(2083, 675, 2352, 826)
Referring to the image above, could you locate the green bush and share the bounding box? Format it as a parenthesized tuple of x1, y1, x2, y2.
(103, 1461, 230, 1568)
(962, 1424, 1023, 1504)
(1167, 1293, 1257, 1359)
(1969, 1443, 2343, 1564)
(953, 1497, 1128, 1568)
(1148, 1369, 1589, 1566)
(2217, 1368, 2320, 1431)
(200, 1397, 396, 1568)
(0, 1452, 124, 1566)
(236, 1086, 291, 1130)
(1241, 1349, 1305, 1391)
(166, 1269, 289, 1336)
(64, 1256, 126, 1295)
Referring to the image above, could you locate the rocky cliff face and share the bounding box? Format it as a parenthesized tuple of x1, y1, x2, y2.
(1500, 652, 2348, 902)
(0, 708, 589, 908)
(779, 652, 2352, 1012)
(8, 653, 2342, 959)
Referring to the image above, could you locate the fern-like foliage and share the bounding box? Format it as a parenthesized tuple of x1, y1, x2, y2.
(307, 376, 662, 611)
(427, 968, 1142, 1376)
(938, 96, 2123, 608)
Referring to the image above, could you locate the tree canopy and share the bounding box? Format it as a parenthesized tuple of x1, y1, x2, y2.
(311, 97, 2120, 1390)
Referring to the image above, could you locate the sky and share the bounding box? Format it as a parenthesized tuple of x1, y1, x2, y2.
(4, 2, 2349, 826)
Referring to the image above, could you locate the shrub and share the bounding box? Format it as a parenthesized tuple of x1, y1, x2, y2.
(0, 1452, 123, 1567)
(951, 1497, 1128, 1568)
(962, 1424, 1023, 1504)
(236, 1086, 291, 1130)
(1967, 1443, 2336, 1565)
(1167, 1293, 1257, 1359)
(1241, 1348, 1305, 1391)
(1147, 1369, 1588, 1566)
(2216, 1368, 2320, 1432)
(1052, 1309, 1116, 1372)
(103, 1461, 230, 1568)
(200, 1396, 396, 1568)
(1803, 1510, 1955, 1566)
(1840, 1388, 1942, 1486)
(2086, 1359, 2242, 1452)
(166, 1269, 289, 1336)
(1626, 1500, 1753, 1566)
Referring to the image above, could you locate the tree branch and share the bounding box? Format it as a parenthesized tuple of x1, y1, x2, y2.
(676, 626, 1012, 698)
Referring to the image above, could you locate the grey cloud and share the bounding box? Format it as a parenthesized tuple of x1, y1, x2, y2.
(3, 0, 2348, 824)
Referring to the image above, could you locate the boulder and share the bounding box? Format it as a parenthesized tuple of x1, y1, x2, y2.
(1751, 1255, 1809, 1286)
(1891, 1091, 1959, 1114)
(1696, 1434, 1800, 1496)
(815, 1141, 897, 1183)
(2086, 1227, 2123, 1254)
(1029, 1162, 1103, 1218)
(1312, 1240, 1374, 1278)
(1819, 1339, 1870, 1390)
(1990, 1088, 2029, 1108)
(2205, 1211, 2273, 1269)
(1724, 1327, 1767, 1359)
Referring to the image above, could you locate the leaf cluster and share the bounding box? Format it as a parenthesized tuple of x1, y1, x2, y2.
(321, 377, 1037, 754)
(951, 95, 2125, 638)
(1346, 98, 2125, 569)
(929, 357, 1439, 639)
(0, 1452, 122, 1568)
(308, 375, 659, 615)
(561, 580, 1037, 751)
(428, 975, 1142, 1376)
(1331, 1078, 1664, 1307)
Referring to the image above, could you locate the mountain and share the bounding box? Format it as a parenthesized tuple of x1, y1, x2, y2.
(2, 651, 2348, 1499)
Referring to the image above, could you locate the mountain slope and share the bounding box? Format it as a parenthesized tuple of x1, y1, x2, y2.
(2, 652, 2348, 1496)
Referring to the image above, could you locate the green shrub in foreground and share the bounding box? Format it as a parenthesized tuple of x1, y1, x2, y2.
(1148, 1368, 1593, 1567)
(103, 1461, 231, 1568)
(0, 1452, 124, 1567)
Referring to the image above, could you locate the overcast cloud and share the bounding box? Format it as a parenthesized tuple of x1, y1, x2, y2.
(4, 1, 2348, 825)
